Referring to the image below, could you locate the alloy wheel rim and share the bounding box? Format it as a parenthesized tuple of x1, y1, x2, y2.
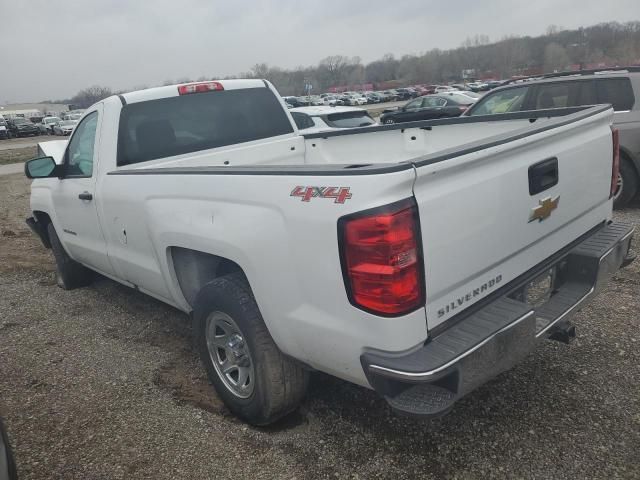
(613, 173, 623, 201)
(205, 311, 255, 398)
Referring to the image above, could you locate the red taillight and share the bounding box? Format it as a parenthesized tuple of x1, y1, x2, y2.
(177, 81, 224, 95)
(611, 127, 620, 198)
(339, 199, 425, 316)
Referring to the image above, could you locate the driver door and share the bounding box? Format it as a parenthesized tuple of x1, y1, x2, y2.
(50, 105, 115, 277)
(401, 98, 424, 122)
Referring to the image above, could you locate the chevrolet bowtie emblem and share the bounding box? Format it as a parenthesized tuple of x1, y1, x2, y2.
(529, 196, 560, 223)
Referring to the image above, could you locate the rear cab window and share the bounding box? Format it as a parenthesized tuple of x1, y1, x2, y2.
(117, 88, 294, 166)
(323, 111, 375, 128)
(291, 112, 315, 130)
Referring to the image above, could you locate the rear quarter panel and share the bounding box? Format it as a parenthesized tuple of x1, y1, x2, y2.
(99, 167, 425, 387)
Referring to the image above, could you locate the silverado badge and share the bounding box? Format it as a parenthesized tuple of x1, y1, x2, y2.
(529, 196, 560, 223)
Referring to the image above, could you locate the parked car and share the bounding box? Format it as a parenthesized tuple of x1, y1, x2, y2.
(7, 117, 39, 137)
(395, 88, 417, 99)
(487, 80, 504, 89)
(347, 94, 367, 106)
(467, 82, 490, 92)
(382, 90, 401, 101)
(465, 67, 640, 207)
(23, 79, 632, 427)
(437, 91, 481, 106)
(62, 113, 83, 121)
(40, 116, 61, 134)
(290, 106, 376, 133)
(282, 96, 304, 108)
(321, 95, 343, 106)
(0, 117, 9, 139)
(434, 85, 455, 93)
(374, 91, 391, 102)
(53, 119, 78, 136)
(380, 94, 474, 124)
(0, 417, 18, 480)
(365, 92, 381, 103)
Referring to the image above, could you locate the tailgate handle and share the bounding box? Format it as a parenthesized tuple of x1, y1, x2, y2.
(528, 158, 558, 195)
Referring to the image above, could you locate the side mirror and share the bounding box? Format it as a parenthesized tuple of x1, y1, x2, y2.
(24, 156, 58, 179)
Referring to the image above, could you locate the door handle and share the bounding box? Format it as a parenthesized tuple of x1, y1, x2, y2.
(528, 158, 558, 195)
(78, 192, 93, 201)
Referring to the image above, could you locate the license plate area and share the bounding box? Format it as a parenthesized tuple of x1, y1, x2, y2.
(508, 266, 557, 308)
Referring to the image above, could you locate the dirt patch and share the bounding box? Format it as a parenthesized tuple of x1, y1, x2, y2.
(0, 146, 38, 166)
(153, 357, 225, 415)
(0, 173, 52, 274)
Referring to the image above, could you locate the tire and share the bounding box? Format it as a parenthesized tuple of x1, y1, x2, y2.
(193, 272, 309, 425)
(613, 157, 638, 209)
(0, 417, 18, 480)
(47, 223, 93, 289)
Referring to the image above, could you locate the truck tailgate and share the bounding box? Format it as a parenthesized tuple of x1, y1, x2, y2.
(413, 107, 615, 330)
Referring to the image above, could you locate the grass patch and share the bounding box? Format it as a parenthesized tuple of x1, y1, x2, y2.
(0, 146, 38, 166)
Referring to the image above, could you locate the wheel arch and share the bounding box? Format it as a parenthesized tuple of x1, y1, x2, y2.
(169, 246, 246, 309)
(32, 210, 53, 248)
(619, 145, 640, 177)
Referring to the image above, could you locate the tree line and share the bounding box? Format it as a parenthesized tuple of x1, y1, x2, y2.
(47, 21, 640, 107)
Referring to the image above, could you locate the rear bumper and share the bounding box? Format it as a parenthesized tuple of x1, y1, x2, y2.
(361, 221, 635, 417)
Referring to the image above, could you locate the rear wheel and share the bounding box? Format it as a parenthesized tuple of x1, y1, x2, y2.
(47, 223, 93, 289)
(613, 157, 638, 209)
(193, 273, 309, 425)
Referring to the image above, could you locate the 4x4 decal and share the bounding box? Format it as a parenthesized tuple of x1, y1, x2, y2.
(290, 186, 352, 204)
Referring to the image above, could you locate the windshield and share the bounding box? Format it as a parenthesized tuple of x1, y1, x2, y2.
(45, 117, 61, 124)
(468, 86, 528, 115)
(60, 120, 76, 126)
(324, 111, 375, 128)
(13, 118, 30, 124)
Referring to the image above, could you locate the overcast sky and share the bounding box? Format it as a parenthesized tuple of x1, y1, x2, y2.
(1, 0, 638, 103)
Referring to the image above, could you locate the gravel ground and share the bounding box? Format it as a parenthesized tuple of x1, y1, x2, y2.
(0, 137, 43, 152)
(0, 173, 639, 480)
(0, 146, 37, 166)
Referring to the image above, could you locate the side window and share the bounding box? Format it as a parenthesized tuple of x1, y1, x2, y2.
(423, 97, 446, 107)
(468, 86, 529, 115)
(533, 83, 571, 109)
(574, 81, 597, 106)
(596, 78, 635, 111)
(65, 112, 98, 177)
(291, 112, 315, 130)
(405, 99, 423, 110)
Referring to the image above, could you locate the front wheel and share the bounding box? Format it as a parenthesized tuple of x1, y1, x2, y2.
(613, 157, 638, 209)
(193, 273, 309, 425)
(47, 223, 93, 289)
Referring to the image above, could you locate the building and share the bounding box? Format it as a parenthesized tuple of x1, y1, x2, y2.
(0, 103, 70, 119)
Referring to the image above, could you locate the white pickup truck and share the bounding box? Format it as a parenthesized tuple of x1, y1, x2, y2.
(25, 79, 634, 425)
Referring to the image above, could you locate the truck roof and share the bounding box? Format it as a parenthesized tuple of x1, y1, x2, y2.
(120, 79, 268, 104)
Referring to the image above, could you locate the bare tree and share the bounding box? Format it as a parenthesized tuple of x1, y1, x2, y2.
(544, 42, 570, 72)
(319, 55, 351, 87)
(70, 86, 113, 109)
